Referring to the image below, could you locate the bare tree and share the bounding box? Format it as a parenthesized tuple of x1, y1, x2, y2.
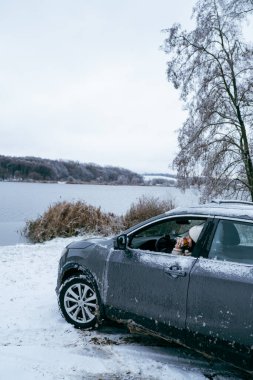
(163, 0, 253, 201)
(227, 0, 253, 16)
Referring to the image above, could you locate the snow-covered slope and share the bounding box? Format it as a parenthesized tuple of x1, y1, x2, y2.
(0, 238, 245, 379)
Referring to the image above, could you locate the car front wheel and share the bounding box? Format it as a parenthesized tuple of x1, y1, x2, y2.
(58, 276, 100, 329)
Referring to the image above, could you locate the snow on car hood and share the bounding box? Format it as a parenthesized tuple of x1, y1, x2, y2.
(67, 236, 113, 250)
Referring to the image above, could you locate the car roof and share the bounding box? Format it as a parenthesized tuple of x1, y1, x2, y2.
(166, 200, 253, 221)
(121, 200, 253, 236)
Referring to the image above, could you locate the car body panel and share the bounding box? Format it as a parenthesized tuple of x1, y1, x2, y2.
(57, 238, 113, 299)
(186, 257, 253, 368)
(105, 248, 197, 342)
(187, 258, 253, 347)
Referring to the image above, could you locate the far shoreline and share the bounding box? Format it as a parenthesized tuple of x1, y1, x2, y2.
(0, 179, 177, 188)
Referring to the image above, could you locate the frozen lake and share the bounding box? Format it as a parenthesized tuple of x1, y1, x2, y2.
(0, 182, 200, 245)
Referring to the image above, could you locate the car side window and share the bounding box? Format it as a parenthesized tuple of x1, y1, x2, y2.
(208, 219, 253, 264)
(129, 218, 206, 254)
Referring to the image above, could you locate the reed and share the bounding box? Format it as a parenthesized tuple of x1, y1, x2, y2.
(24, 196, 175, 243)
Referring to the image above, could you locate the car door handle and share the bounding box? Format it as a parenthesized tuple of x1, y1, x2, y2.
(164, 265, 186, 278)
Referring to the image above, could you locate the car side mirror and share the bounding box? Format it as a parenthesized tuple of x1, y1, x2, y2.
(114, 234, 128, 250)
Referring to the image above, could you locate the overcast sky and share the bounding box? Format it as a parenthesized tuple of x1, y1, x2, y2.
(0, 0, 198, 173)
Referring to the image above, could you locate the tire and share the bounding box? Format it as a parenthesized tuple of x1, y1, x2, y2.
(58, 276, 100, 329)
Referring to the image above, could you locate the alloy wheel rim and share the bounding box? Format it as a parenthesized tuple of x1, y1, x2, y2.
(64, 282, 97, 323)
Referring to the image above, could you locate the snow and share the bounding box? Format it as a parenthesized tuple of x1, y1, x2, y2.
(0, 238, 245, 379)
(197, 257, 253, 278)
(143, 175, 177, 182)
(139, 251, 196, 269)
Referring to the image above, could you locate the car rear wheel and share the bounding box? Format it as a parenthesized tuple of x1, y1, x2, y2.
(58, 276, 100, 329)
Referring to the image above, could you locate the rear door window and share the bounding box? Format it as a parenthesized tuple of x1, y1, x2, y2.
(209, 219, 253, 264)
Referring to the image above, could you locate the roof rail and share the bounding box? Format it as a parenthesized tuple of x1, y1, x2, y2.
(211, 199, 253, 206)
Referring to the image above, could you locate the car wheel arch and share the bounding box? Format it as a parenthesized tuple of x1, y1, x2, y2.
(61, 264, 91, 284)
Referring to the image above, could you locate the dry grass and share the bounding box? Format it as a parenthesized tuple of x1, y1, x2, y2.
(24, 196, 175, 243)
(122, 195, 175, 229)
(24, 201, 123, 243)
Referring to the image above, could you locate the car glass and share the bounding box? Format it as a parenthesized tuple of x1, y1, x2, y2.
(129, 218, 206, 254)
(209, 219, 253, 264)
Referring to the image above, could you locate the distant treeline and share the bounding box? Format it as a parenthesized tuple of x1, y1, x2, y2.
(0, 155, 144, 185)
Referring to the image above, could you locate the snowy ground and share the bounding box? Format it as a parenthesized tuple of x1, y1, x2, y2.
(0, 237, 249, 380)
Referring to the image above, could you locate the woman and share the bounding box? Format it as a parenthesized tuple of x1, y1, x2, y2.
(172, 224, 203, 256)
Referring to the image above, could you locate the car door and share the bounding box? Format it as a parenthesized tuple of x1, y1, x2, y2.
(105, 216, 206, 341)
(186, 218, 253, 368)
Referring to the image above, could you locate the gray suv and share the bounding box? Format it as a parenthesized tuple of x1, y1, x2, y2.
(56, 200, 253, 372)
